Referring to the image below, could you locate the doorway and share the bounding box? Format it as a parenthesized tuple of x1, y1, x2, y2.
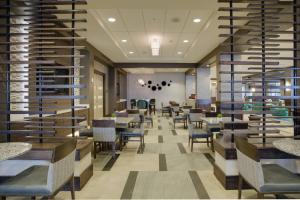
(94, 70, 105, 119)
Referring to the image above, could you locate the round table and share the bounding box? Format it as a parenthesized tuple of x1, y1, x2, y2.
(272, 138, 300, 157)
(0, 142, 32, 161)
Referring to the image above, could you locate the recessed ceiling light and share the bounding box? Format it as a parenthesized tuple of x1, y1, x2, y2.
(193, 18, 201, 23)
(129, 51, 134, 54)
(121, 39, 127, 43)
(177, 51, 182, 55)
(183, 40, 189, 43)
(108, 17, 116, 22)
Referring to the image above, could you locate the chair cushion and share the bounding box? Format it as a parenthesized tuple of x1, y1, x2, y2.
(260, 164, 300, 193)
(122, 128, 144, 136)
(79, 128, 93, 137)
(191, 129, 211, 138)
(0, 166, 51, 196)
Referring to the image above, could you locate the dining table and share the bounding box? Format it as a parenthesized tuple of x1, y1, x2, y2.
(0, 142, 32, 161)
(272, 138, 300, 157)
(100, 117, 134, 129)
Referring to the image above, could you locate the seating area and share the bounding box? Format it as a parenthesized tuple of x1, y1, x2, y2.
(1, 0, 300, 199)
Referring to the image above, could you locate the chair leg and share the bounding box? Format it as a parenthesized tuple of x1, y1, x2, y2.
(191, 138, 194, 152)
(93, 142, 97, 159)
(188, 136, 190, 146)
(70, 176, 75, 200)
(238, 174, 243, 199)
(257, 192, 264, 199)
(120, 134, 123, 151)
(112, 142, 116, 158)
(211, 136, 214, 152)
(206, 137, 209, 147)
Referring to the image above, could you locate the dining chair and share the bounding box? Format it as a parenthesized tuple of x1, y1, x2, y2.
(130, 99, 136, 109)
(127, 109, 142, 128)
(188, 108, 203, 128)
(188, 123, 213, 152)
(161, 103, 170, 116)
(120, 123, 144, 152)
(115, 111, 129, 117)
(0, 139, 77, 200)
(149, 98, 156, 115)
(171, 108, 187, 129)
(92, 120, 117, 158)
(235, 136, 300, 199)
(137, 100, 148, 110)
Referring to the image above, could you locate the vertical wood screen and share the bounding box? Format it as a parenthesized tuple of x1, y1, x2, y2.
(218, 0, 299, 142)
(0, 0, 87, 142)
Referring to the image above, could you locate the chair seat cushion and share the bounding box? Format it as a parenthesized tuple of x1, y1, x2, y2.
(191, 130, 211, 138)
(0, 166, 51, 196)
(79, 128, 93, 137)
(122, 128, 144, 136)
(260, 164, 300, 193)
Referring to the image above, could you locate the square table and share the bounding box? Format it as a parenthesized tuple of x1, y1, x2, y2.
(99, 117, 134, 129)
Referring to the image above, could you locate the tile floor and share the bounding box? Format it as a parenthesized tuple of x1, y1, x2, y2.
(4, 114, 299, 199)
(52, 114, 293, 199)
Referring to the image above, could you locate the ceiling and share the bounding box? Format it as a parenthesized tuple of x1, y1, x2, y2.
(124, 68, 190, 74)
(76, 0, 229, 63)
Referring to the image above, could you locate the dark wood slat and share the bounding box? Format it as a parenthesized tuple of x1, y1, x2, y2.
(220, 61, 279, 65)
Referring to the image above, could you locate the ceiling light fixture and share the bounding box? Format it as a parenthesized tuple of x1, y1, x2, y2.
(129, 51, 134, 54)
(108, 17, 116, 22)
(177, 51, 182, 55)
(183, 40, 189, 43)
(193, 18, 201, 23)
(150, 37, 160, 56)
(121, 39, 127, 43)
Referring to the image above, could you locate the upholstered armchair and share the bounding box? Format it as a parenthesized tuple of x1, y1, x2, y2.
(93, 120, 117, 158)
(235, 137, 300, 199)
(188, 123, 213, 152)
(120, 123, 145, 152)
(0, 139, 77, 200)
(188, 108, 203, 128)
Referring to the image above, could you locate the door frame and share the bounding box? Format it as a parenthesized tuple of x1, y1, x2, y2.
(94, 70, 106, 117)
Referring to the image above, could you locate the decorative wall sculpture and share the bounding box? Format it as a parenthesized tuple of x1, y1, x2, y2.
(139, 79, 172, 91)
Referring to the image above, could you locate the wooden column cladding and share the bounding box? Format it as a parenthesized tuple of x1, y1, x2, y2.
(218, 0, 298, 142)
(0, 0, 87, 141)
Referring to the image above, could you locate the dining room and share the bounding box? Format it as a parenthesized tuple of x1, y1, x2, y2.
(1, 0, 300, 199)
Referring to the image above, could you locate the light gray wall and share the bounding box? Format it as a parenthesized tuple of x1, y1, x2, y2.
(127, 72, 186, 108)
(196, 68, 211, 99)
(185, 75, 196, 99)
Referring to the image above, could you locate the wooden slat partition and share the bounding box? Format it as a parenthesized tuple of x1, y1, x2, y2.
(0, 0, 87, 142)
(218, 0, 298, 143)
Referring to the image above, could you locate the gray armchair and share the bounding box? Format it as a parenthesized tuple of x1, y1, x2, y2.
(0, 139, 77, 200)
(188, 123, 213, 152)
(235, 137, 300, 199)
(93, 120, 118, 158)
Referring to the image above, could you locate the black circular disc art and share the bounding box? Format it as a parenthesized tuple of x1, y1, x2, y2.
(142, 79, 173, 91)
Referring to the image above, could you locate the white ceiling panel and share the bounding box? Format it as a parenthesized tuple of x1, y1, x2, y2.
(164, 10, 189, 33)
(182, 10, 214, 33)
(143, 10, 165, 34)
(77, 0, 239, 63)
(96, 9, 127, 32)
(119, 9, 145, 32)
